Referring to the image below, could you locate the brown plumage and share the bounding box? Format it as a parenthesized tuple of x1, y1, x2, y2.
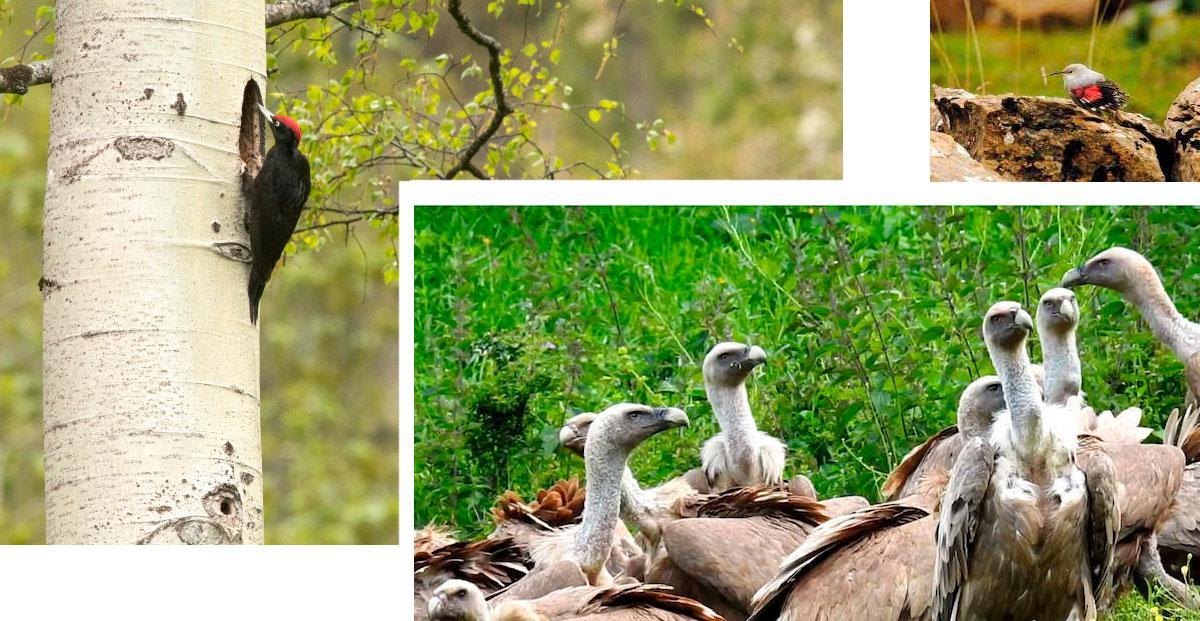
(415, 536, 533, 621)
(747, 502, 933, 621)
(416, 524, 459, 555)
(646, 486, 832, 620)
(491, 477, 649, 581)
(492, 480, 588, 529)
(429, 579, 727, 621)
(879, 424, 960, 502)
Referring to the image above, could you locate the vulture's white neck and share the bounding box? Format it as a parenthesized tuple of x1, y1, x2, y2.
(1122, 269, 1200, 359)
(706, 379, 758, 467)
(618, 466, 654, 530)
(994, 344, 1044, 458)
(574, 432, 626, 580)
(1040, 325, 1081, 406)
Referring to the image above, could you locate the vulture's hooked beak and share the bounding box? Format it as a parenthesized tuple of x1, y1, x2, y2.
(427, 594, 443, 617)
(746, 345, 767, 368)
(652, 407, 689, 429)
(1016, 309, 1034, 332)
(1061, 266, 1087, 288)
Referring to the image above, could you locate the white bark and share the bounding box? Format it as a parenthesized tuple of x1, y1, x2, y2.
(42, 0, 266, 543)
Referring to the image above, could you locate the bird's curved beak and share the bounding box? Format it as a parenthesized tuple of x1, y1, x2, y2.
(1061, 267, 1087, 288)
(1016, 309, 1034, 332)
(558, 424, 586, 455)
(256, 103, 274, 122)
(652, 407, 689, 429)
(746, 345, 767, 367)
(1048, 70, 1065, 76)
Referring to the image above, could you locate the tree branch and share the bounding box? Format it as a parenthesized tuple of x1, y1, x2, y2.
(440, 0, 513, 180)
(0, 59, 52, 95)
(0, 1, 358, 94)
(265, 0, 358, 28)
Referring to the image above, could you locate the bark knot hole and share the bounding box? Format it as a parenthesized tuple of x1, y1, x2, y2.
(210, 241, 252, 263)
(240, 80, 265, 191)
(114, 136, 174, 161)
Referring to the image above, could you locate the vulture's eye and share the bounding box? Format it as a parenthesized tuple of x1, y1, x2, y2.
(1043, 300, 1053, 307)
(719, 353, 728, 360)
(1098, 259, 1110, 266)
(987, 383, 1001, 392)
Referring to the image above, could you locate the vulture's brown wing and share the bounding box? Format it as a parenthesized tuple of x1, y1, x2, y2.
(1102, 442, 1182, 535)
(488, 558, 588, 605)
(506, 583, 725, 621)
(1159, 463, 1200, 559)
(659, 488, 829, 610)
(747, 502, 931, 621)
(579, 583, 726, 621)
(881, 425, 959, 501)
(932, 436, 993, 621)
(820, 495, 870, 517)
(1077, 435, 1121, 607)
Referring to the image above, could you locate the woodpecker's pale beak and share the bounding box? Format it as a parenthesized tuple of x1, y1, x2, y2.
(256, 103, 274, 122)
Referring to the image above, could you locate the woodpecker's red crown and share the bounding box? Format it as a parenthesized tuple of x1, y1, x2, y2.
(274, 115, 302, 141)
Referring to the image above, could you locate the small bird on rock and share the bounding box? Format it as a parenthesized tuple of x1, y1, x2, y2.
(1050, 63, 1128, 115)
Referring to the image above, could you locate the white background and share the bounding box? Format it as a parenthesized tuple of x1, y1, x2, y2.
(4, 0, 1198, 619)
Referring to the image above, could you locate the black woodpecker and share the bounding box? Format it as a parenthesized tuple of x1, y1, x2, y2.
(248, 103, 310, 324)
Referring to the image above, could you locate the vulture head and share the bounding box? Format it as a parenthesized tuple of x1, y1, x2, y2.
(702, 341, 767, 388)
(428, 579, 487, 621)
(587, 403, 690, 455)
(1061, 246, 1153, 294)
(983, 301, 1033, 351)
(958, 375, 1005, 438)
(1036, 287, 1079, 335)
(559, 412, 596, 457)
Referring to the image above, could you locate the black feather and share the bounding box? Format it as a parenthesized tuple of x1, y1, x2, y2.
(247, 118, 310, 324)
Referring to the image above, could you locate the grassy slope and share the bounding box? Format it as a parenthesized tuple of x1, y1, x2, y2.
(416, 206, 1200, 614)
(931, 14, 1200, 121)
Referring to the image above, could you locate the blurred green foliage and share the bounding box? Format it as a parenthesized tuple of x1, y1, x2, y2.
(415, 205, 1200, 612)
(931, 11, 1200, 121)
(0, 0, 398, 544)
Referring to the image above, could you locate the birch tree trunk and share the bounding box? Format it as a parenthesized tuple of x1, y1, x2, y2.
(42, 0, 266, 543)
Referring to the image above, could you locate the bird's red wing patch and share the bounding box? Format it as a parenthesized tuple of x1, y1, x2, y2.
(1071, 85, 1104, 102)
